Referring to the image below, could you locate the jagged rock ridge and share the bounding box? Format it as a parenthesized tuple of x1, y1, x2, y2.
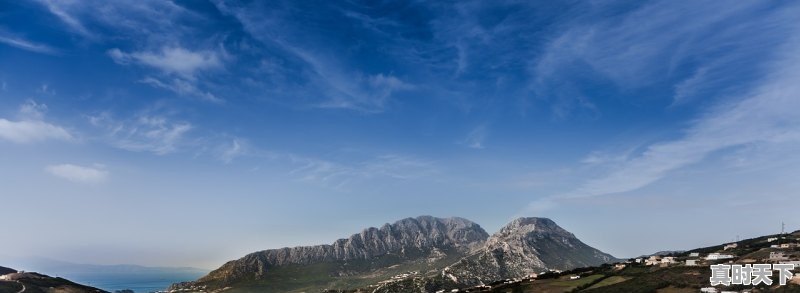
(190, 216, 489, 288)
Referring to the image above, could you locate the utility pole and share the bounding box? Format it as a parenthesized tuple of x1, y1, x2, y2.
(781, 221, 785, 235)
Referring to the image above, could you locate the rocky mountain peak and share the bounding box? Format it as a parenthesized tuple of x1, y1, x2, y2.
(189, 216, 489, 288)
(445, 217, 617, 285)
(489, 217, 576, 245)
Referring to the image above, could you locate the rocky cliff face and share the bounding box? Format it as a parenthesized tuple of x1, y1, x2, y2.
(187, 216, 489, 288)
(444, 217, 617, 285)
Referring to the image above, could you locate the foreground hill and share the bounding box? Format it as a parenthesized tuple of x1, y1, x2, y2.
(171, 216, 616, 292)
(0, 266, 108, 293)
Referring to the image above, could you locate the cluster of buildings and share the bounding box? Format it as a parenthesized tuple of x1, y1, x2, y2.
(160, 285, 209, 293)
(634, 255, 693, 267)
(629, 235, 800, 270)
(376, 271, 420, 285)
(638, 254, 729, 266)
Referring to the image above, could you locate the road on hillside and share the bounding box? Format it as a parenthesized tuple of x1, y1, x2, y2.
(14, 280, 25, 293)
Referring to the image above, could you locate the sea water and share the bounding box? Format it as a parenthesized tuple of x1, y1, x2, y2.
(63, 272, 204, 293)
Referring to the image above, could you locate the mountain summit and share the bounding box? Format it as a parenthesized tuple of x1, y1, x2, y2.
(444, 217, 617, 285)
(172, 216, 615, 292)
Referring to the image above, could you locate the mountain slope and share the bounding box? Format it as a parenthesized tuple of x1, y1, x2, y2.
(444, 217, 617, 286)
(0, 266, 108, 293)
(174, 216, 489, 292)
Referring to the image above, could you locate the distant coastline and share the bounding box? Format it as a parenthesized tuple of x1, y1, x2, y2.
(0, 258, 208, 293)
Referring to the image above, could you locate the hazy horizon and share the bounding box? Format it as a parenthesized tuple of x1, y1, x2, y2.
(2, 0, 800, 270)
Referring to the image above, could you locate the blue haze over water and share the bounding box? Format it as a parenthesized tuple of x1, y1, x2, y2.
(65, 271, 206, 293)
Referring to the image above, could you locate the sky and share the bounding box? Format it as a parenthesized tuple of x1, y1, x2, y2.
(1, 0, 800, 269)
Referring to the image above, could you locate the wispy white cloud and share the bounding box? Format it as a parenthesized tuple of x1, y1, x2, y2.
(30, 0, 226, 105)
(89, 112, 192, 155)
(109, 46, 225, 103)
(32, 0, 193, 41)
(219, 139, 246, 163)
(269, 41, 412, 113)
(315, 71, 414, 112)
(34, 0, 94, 38)
(287, 153, 437, 189)
(0, 100, 72, 144)
(520, 1, 800, 213)
(461, 124, 488, 149)
(211, 2, 412, 113)
(109, 47, 222, 79)
(530, 36, 800, 211)
(672, 66, 710, 105)
(532, 1, 794, 116)
(35, 83, 56, 96)
(0, 34, 59, 55)
(0, 120, 72, 144)
(536, 1, 757, 87)
(139, 76, 223, 103)
(18, 100, 49, 120)
(45, 163, 108, 183)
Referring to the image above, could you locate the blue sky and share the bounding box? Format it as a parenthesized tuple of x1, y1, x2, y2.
(1, 0, 800, 269)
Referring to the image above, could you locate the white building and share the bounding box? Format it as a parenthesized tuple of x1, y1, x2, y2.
(724, 243, 738, 250)
(706, 253, 734, 260)
(768, 237, 779, 242)
(770, 252, 789, 261)
(645, 256, 661, 266)
(686, 259, 698, 266)
(700, 287, 718, 293)
(661, 256, 677, 264)
(689, 252, 700, 257)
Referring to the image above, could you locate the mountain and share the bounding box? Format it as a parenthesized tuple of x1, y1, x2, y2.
(0, 265, 108, 293)
(443, 217, 618, 286)
(172, 216, 616, 293)
(173, 216, 489, 292)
